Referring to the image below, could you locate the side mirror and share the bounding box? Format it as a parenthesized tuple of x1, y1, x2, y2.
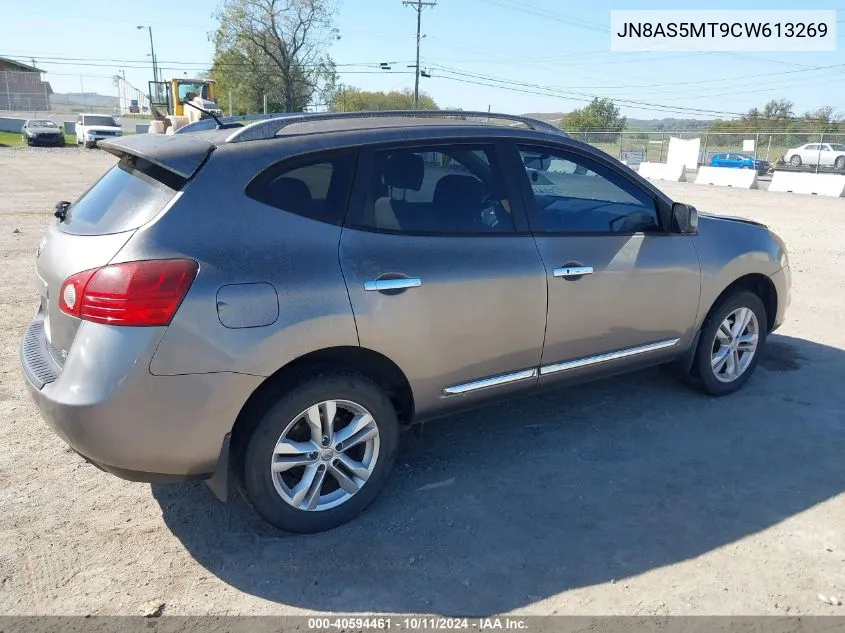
(673, 202, 698, 234)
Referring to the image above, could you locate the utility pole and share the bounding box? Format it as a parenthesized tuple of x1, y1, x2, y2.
(137, 26, 159, 84)
(403, 0, 435, 109)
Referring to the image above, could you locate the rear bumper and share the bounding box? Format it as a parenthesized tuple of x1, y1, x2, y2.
(20, 313, 261, 480)
(770, 265, 791, 331)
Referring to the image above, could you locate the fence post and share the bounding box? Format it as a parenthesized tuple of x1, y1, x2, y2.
(659, 131, 665, 162)
(766, 134, 772, 163)
(619, 131, 623, 160)
(817, 131, 824, 174)
(702, 132, 709, 167)
(263, 94, 268, 114)
(228, 90, 233, 117)
(754, 132, 759, 163)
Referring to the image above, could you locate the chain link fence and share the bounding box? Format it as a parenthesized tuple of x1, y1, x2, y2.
(575, 130, 845, 169)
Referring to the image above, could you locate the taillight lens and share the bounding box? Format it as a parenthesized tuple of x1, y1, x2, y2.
(58, 259, 198, 326)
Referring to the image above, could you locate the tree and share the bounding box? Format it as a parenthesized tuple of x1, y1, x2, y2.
(328, 86, 438, 112)
(561, 97, 626, 132)
(761, 99, 794, 121)
(212, 0, 339, 113)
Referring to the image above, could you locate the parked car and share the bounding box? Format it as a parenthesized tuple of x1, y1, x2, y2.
(783, 143, 845, 169)
(74, 114, 122, 149)
(21, 119, 65, 147)
(709, 152, 770, 175)
(20, 111, 791, 533)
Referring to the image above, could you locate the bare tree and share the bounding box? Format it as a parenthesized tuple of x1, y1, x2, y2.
(214, 0, 339, 112)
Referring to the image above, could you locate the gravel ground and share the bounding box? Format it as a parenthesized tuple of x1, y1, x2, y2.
(0, 147, 843, 617)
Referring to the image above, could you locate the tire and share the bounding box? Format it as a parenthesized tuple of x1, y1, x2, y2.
(688, 290, 767, 397)
(238, 372, 399, 533)
(835, 156, 845, 170)
(789, 154, 802, 167)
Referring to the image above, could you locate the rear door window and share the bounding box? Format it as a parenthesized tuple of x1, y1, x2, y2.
(347, 144, 516, 234)
(61, 154, 184, 235)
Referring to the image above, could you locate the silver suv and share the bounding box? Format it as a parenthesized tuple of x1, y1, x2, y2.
(21, 111, 791, 533)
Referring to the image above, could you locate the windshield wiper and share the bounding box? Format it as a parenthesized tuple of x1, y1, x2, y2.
(182, 101, 239, 130)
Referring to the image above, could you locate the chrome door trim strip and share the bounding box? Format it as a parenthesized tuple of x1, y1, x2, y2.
(443, 368, 538, 396)
(540, 338, 680, 376)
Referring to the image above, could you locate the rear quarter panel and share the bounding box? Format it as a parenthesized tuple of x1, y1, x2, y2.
(692, 215, 785, 330)
(111, 143, 359, 377)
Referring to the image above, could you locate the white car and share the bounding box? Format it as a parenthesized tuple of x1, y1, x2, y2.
(75, 114, 123, 149)
(784, 142, 845, 169)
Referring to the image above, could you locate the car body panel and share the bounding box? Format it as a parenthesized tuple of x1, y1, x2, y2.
(22, 312, 261, 475)
(127, 148, 360, 377)
(533, 233, 701, 379)
(340, 228, 548, 418)
(692, 214, 787, 330)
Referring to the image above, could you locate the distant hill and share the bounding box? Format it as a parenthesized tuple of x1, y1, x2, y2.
(52, 92, 119, 109)
(522, 112, 717, 131)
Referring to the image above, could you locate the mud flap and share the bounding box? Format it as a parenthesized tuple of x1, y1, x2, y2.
(204, 433, 231, 502)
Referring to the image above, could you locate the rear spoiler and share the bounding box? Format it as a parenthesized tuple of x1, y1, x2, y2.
(98, 134, 215, 180)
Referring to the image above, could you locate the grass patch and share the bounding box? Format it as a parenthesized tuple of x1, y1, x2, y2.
(0, 131, 77, 147)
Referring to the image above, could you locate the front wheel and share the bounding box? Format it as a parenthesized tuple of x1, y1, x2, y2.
(835, 156, 845, 170)
(238, 373, 399, 533)
(689, 290, 767, 396)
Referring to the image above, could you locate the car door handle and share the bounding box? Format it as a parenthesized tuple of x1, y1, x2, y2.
(553, 266, 593, 279)
(363, 278, 422, 292)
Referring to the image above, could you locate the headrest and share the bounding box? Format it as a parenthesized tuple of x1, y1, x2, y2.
(269, 177, 313, 215)
(433, 174, 485, 209)
(382, 152, 424, 191)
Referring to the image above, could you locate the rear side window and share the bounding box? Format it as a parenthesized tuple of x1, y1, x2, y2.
(245, 150, 356, 225)
(61, 154, 184, 236)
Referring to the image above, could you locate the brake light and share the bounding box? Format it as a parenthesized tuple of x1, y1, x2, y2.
(58, 259, 198, 326)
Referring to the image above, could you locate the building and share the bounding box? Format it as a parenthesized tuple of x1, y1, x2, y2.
(0, 57, 53, 111)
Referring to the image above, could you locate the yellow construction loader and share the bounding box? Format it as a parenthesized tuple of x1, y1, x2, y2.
(147, 78, 224, 134)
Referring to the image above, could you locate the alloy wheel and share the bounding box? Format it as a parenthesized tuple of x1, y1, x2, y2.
(270, 399, 380, 511)
(710, 307, 759, 383)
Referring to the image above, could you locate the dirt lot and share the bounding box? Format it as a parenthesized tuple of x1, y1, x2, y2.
(0, 147, 843, 617)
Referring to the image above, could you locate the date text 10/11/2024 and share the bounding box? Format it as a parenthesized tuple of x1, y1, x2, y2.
(307, 616, 529, 630)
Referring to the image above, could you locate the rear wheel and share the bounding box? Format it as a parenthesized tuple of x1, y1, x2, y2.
(688, 290, 767, 396)
(789, 154, 802, 167)
(835, 156, 845, 170)
(238, 373, 399, 533)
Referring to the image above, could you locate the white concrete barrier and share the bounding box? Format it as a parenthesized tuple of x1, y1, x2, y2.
(637, 162, 687, 182)
(694, 166, 758, 189)
(769, 172, 845, 197)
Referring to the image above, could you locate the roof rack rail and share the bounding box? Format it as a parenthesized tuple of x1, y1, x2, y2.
(174, 112, 301, 135)
(225, 110, 567, 143)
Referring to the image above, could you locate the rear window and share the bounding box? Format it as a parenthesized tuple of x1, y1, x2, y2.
(61, 154, 184, 235)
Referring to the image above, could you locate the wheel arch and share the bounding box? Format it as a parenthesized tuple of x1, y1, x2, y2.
(705, 273, 778, 334)
(676, 272, 776, 377)
(229, 346, 415, 467)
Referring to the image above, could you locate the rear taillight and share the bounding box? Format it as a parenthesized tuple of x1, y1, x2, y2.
(59, 259, 198, 326)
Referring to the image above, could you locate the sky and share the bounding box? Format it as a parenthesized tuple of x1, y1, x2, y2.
(1, 0, 844, 120)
